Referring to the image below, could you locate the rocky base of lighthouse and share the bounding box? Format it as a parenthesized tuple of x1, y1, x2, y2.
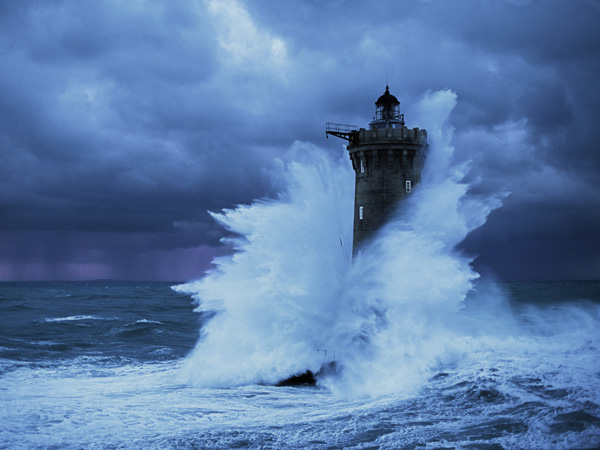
(276, 361, 340, 387)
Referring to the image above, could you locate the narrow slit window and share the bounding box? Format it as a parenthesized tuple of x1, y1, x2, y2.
(406, 180, 412, 193)
(360, 159, 365, 173)
(359, 206, 364, 220)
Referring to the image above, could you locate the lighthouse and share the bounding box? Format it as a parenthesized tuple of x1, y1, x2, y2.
(326, 86, 428, 255)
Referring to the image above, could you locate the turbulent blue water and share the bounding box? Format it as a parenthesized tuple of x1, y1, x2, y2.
(0, 282, 199, 365)
(2, 91, 599, 449)
(0, 280, 599, 449)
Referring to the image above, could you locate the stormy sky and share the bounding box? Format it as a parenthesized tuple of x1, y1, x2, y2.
(1, 0, 599, 281)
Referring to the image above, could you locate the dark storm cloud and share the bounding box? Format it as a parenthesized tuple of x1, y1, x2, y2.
(0, 0, 292, 279)
(1, 0, 599, 280)
(0, 1, 283, 232)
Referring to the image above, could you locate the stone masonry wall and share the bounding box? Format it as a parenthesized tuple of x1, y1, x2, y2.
(347, 126, 427, 254)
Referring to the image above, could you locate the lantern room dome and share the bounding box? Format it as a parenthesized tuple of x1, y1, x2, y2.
(375, 86, 399, 107)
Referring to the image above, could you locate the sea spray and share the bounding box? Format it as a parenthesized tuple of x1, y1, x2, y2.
(176, 141, 355, 386)
(176, 90, 505, 393)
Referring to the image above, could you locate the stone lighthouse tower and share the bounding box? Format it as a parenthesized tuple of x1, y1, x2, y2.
(326, 86, 428, 255)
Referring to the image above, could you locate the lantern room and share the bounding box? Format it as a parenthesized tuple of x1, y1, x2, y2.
(370, 85, 405, 129)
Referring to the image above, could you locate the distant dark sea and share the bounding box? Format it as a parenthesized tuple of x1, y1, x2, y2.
(1, 280, 599, 449)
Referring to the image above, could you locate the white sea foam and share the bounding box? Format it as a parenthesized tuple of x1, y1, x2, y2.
(132, 319, 163, 325)
(175, 90, 598, 399)
(43, 315, 115, 323)
(175, 139, 355, 387)
(174, 90, 503, 394)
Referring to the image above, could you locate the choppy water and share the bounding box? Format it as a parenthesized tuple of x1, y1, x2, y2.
(0, 280, 599, 449)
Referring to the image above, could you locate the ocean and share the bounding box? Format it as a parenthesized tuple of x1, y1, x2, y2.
(0, 280, 599, 449)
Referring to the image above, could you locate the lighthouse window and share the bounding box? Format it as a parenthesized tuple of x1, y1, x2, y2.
(359, 206, 364, 220)
(406, 180, 412, 193)
(360, 159, 365, 173)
